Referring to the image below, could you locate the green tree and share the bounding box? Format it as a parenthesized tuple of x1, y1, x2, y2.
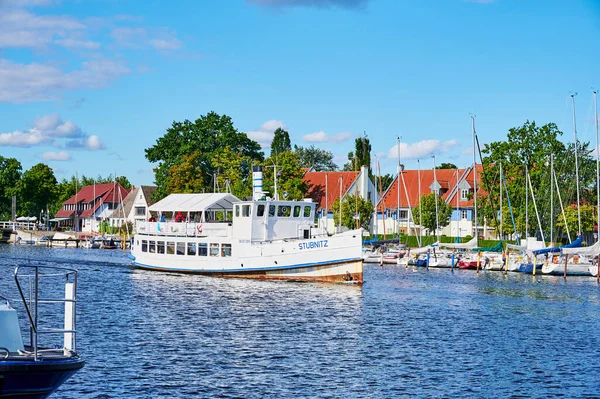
(412, 193, 453, 235)
(211, 146, 253, 199)
(270, 128, 291, 158)
(16, 163, 58, 217)
(436, 162, 457, 169)
(555, 204, 595, 239)
(293, 144, 337, 171)
(145, 111, 263, 200)
(480, 121, 595, 240)
(343, 133, 371, 171)
(332, 195, 374, 230)
(165, 151, 206, 193)
(378, 174, 394, 193)
(0, 156, 22, 220)
(261, 151, 307, 200)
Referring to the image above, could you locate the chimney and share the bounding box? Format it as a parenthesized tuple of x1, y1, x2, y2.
(252, 166, 263, 200)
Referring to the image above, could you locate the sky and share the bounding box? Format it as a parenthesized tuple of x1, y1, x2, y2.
(0, 0, 599, 185)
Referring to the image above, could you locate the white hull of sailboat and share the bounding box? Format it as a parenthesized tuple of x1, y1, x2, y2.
(541, 262, 592, 276)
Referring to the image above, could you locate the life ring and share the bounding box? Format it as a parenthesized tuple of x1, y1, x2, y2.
(552, 256, 558, 264)
(197, 224, 203, 234)
(573, 256, 579, 263)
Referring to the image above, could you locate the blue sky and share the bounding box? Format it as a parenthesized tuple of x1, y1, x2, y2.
(0, 0, 599, 185)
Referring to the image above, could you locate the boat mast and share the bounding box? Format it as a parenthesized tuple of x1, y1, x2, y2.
(550, 154, 553, 245)
(397, 136, 401, 237)
(455, 167, 459, 241)
(418, 159, 423, 247)
(595, 89, 599, 239)
(571, 93, 581, 236)
(325, 173, 328, 231)
(471, 116, 477, 240)
(355, 156, 359, 230)
(339, 176, 342, 232)
(499, 162, 503, 240)
(432, 155, 440, 241)
(525, 162, 528, 239)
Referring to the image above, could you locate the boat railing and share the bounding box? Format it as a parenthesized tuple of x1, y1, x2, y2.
(136, 221, 232, 238)
(13, 265, 78, 361)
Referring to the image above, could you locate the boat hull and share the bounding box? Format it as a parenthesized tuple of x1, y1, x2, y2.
(0, 357, 84, 399)
(541, 262, 592, 276)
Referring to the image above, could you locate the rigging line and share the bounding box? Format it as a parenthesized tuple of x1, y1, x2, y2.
(474, 133, 500, 233)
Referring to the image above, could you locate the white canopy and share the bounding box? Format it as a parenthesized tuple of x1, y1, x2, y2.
(408, 242, 440, 254)
(16, 216, 36, 222)
(439, 236, 478, 250)
(149, 193, 240, 213)
(562, 240, 600, 256)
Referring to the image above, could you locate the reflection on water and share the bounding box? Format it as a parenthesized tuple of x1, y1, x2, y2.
(1, 245, 600, 398)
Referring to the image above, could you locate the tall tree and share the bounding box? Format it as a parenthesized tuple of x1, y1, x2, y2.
(211, 146, 253, 198)
(270, 128, 291, 158)
(343, 133, 371, 171)
(0, 156, 22, 220)
(165, 151, 206, 193)
(17, 163, 57, 217)
(145, 111, 263, 200)
(412, 193, 453, 235)
(293, 144, 337, 171)
(332, 195, 374, 230)
(261, 151, 307, 201)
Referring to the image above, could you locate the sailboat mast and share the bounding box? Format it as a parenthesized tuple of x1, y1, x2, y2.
(499, 162, 503, 240)
(595, 89, 599, 238)
(525, 163, 529, 239)
(571, 93, 581, 236)
(455, 167, 459, 239)
(418, 159, 423, 246)
(432, 155, 440, 241)
(471, 116, 477, 240)
(550, 154, 554, 244)
(397, 136, 401, 236)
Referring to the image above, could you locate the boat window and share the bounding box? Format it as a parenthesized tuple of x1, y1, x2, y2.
(176, 242, 185, 255)
(149, 240, 156, 253)
(277, 205, 291, 217)
(242, 205, 251, 217)
(187, 242, 197, 255)
(210, 243, 219, 257)
(157, 241, 165, 254)
(269, 205, 276, 217)
(293, 206, 301, 217)
(166, 241, 175, 255)
(235, 205, 240, 217)
(198, 243, 208, 256)
(221, 243, 232, 257)
(141, 240, 147, 252)
(304, 206, 311, 218)
(257, 204, 265, 217)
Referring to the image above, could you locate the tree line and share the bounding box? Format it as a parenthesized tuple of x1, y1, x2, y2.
(0, 157, 131, 222)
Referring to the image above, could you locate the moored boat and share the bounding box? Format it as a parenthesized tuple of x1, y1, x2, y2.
(131, 167, 363, 284)
(0, 265, 84, 398)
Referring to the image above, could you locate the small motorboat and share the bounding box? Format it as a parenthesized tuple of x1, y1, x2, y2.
(0, 265, 84, 398)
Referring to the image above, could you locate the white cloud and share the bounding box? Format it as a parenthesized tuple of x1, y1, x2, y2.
(111, 26, 184, 52)
(0, 113, 104, 151)
(54, 38, 101, 49)
(149, 38, 183, 51)
(246, 120, 288, 148)
(387, 139, 459, 160)
(0, 58, 129, 103)
(302, 130, 353, 143)
(43, 151, 71, 161)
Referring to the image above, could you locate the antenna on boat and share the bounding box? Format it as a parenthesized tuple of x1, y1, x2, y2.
(594, 88, 599, 241)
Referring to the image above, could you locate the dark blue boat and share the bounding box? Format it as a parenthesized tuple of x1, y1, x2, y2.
(0, 265, 84, 398)
(518, 262, 542, 274)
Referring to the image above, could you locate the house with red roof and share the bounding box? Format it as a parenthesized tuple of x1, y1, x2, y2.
(302, 166, 379, 233)
(375, 164, 491, 238)
(106, 185, 157, 230)
(54, 182, 130, 232)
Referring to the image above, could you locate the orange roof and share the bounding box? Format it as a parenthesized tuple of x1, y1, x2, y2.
(303, 171, 359, 210)
(445, 164, 484, 207)
(380, 165, 483, 209)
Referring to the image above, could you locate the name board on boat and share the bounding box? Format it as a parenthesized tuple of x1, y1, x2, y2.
(298, 240, 328, 250)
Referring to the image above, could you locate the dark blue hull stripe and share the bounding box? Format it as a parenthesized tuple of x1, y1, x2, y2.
(132, 257, 361, 273)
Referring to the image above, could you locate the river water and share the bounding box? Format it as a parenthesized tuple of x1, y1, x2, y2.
(1, 244, 599, 398)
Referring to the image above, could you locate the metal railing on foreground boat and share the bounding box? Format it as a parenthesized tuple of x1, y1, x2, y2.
(13, 265, 78, 361)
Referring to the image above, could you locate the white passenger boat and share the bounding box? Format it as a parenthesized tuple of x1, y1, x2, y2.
(131, 167, 363, 283)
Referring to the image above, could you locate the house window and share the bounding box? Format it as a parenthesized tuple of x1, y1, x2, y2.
(461, 189, 469, 200)
(135, 207, 145, 216)
(400, 210, 408, 219)
(461, 210, 468, 219)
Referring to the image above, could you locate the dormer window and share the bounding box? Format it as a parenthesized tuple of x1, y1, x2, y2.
(461, 189, 469, 200)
